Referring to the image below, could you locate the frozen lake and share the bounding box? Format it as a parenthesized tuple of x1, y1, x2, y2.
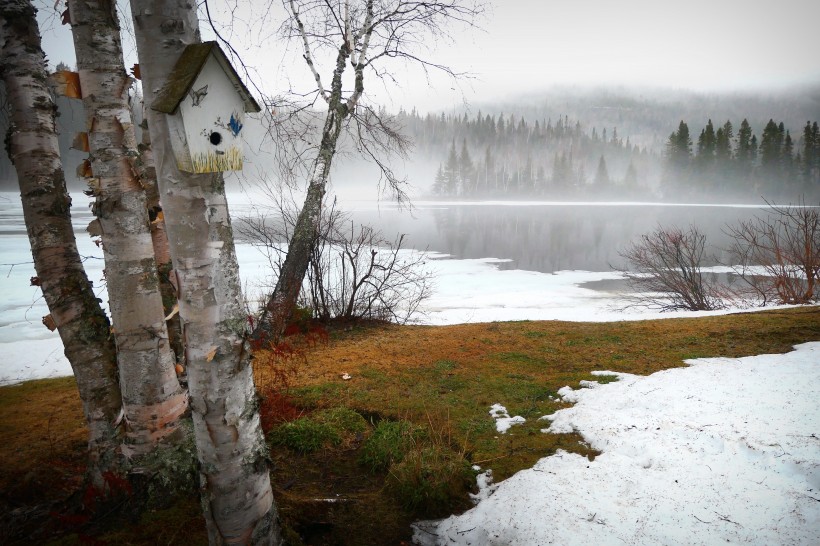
(0, 191, 775, 384)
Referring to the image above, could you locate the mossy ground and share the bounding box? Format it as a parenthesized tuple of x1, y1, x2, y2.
(1, 307, 818, 545)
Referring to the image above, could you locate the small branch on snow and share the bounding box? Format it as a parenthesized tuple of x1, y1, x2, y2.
(692, 514, 713, 524)
(714, 512, 742, 526)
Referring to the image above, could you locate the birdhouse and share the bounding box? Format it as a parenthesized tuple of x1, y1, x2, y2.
(152, 41, 261, 173)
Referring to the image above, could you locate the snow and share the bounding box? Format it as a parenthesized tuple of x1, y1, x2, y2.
(488, 403, 526, 434)
(413, 342, 820, 546)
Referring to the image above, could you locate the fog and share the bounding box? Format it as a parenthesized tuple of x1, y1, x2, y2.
(3, 0, 819, 201)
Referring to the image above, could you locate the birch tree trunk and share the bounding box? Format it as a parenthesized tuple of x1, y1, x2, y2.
(259, 108, 345, 340)
(135, 106, 185, 369)
(256, 29, 352, 342)
(0, 0, 122, 487)
(254, 0, 480, 341)
(66, 0, 186, 456)
(129, 1, 280, 543)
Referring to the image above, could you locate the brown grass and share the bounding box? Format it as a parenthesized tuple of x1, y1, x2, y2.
(1, 307, 817, 545)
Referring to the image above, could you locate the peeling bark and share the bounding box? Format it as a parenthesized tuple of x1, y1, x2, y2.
(136, 107, 185, 368)
(128, 0, 280, 543)
(0, 0, 122, 486)
(67, 0, 186, 455)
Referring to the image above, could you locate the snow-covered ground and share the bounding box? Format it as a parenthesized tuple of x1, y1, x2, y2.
(414, 342, 820, 545)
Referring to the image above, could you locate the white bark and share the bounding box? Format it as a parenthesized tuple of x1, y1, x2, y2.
(67, 0, 186, 455)
(0, 0, 123, 487)
(128, 0, 280, 543)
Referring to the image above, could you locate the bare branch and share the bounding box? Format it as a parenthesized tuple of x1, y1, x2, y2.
(725, 199, 820, 305)
(616, 225, 726, 312)
(289, 0, 330, 102)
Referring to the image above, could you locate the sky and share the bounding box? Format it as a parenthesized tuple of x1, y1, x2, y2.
(34, 0, 820, 113)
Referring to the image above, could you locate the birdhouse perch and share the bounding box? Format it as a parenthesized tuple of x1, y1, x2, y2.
(152, 41, 261, 173)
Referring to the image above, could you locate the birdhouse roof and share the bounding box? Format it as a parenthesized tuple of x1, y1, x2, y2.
(152, 41, 261, 114)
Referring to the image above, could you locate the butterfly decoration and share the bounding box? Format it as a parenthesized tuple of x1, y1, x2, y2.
(228, 113, 243, 136)
(189, 84, 209, 107)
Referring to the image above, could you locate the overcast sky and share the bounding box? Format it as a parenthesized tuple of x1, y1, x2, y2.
(35, 0, 820, 113)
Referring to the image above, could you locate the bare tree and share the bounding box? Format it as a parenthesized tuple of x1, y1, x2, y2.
(252, 0, 484, 341)
(128, 0, 280, 543)
(727, 201, 820, 305)
(65, 0, 187, 456)
(240, 193, 431, 326)
(0, 0, 123, 488)
(617, 225, 726, 312)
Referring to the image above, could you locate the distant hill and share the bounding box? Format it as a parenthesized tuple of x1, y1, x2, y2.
(449, 85, 820, 152)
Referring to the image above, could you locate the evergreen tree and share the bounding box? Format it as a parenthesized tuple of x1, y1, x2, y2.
(483, 145, 495, 194)
(782, 130, 794, 181)
(459, 138, 474, 194)
(444, 140, 459, 196)
(432, 164, 446, 195)
(760, 119, 782, 176)
(623, 162, 638, 190)
(666, 120, 692, 172)
(736, 118, 754, 170)
(750, 134, 759, 164)
(801, 121, 818, 182)
(696, 119, 717, 169)
(594, 155, 610, 188)
(715, 120, 733, 162)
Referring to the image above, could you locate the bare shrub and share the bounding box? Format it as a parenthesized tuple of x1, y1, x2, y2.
(726, 201, 820, 305)
(239, 195, 432, 325)
(617, 225, 726, 311)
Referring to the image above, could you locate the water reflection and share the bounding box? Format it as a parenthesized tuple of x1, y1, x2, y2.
(349, 202, 771, 274)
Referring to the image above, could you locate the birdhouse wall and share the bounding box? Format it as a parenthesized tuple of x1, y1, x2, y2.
(172, 55, 248, 173)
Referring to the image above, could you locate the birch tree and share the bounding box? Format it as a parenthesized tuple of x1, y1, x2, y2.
(65, 0, 187, 456)
(128, 0, 280, 542)
(253, 0, 483, 341)
(133, 101, 185, 368)
(0, 0, 123, 488)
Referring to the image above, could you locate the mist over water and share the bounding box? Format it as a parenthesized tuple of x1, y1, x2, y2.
(265, 199, 775, 274)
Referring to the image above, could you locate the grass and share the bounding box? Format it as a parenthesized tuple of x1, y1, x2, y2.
(1, 306, 818, 544)
(272, 407, 367, 453)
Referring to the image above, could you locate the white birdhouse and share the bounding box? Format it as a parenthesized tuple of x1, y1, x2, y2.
(152, 41, 261, 173)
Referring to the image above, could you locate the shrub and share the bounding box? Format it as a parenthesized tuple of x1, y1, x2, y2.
(727, 202, 820, 305)
(386, 445, 474, 516)
(313, 407, 368, 436)
(358, 420, 423, 471)
(272, 407, 367, 453)
(240, 197, 432, 325)
(616, 225, 726, 311)
(273, 419, 340, 453)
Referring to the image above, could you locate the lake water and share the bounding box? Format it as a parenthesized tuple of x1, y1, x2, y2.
(332, 200, 769, 273)
(0, 191, 776, 384)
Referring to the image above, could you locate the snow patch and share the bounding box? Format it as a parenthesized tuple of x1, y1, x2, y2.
(488, 404, 526, 434)
(414, 342, 820, 546)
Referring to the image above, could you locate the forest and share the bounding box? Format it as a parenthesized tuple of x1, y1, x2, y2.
(400, 109, 820, 201)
